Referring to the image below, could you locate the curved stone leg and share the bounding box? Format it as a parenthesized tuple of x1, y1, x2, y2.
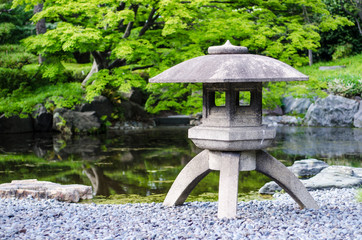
(163, 150, 211, 206)
(256, 150, 319, 209)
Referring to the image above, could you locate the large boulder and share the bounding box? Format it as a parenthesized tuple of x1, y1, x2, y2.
(77, 95, 114, 119)
(282, 96, 312, 114)
(354, 102, 362, 128)
(259, 165, 362, 194)
(32, 104, 53, 132)
(262, 115, 302, 126)
(304, 95, 359, 127)
(302, 166, 362, 189)
(288, 159, 329, 178)
(0, 179, 92, 202)
(53, 108, 101, 134)
(0, 114, 33, 133)
(120, 101, 149, 121)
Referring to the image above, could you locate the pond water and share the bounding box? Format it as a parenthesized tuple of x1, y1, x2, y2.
(0, 126, 361, 202)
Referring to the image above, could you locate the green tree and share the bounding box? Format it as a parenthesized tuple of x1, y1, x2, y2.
(11, 0, 352, 114)
(317, 0, 362, 61)
(339, 0, 362, 35)
(0, 0, 33, 44)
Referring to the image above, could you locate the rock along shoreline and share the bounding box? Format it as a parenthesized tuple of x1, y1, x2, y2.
(1, 188, 361, 240)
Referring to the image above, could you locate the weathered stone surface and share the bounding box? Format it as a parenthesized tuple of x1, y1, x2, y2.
(32, 104, 53, 132)
(353, 102, 362, 128)
(0, 114, 33, 133)
(282, 96, 312, 114)
(304, 95, 359, 127)
(259, 181, 282, 195)
(150, 42, 308, 83)
(164, 150, 319, 219)
(263, 106, 283, 116)
(303, 166, 362, 189)
(287, 159, 329, 178)
(259, 165, 362, 194)
(0, 179, 92, 202)
(263, 115, 302, 126)
(256, 151, 319, 209)
(78, 95, 114, 119)
(188, 125, 276, 151)
(120, 101, 149, 121)
(53, 108, 101, 134)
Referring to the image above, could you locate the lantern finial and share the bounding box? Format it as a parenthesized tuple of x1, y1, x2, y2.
(208, 40, 248, 55)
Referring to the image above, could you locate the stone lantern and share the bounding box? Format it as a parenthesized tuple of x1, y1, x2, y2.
(150, 41, 319, 218)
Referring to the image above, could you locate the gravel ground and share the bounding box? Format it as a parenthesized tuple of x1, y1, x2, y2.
(0, 188, 361, 240)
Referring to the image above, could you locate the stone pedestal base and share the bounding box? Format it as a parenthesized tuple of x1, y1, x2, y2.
(188, 125, 276, 151)
(163, 150, 319, 219)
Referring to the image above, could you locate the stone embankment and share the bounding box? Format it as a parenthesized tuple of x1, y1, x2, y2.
(264, 94, 361, 128)
(0, 94, 152, 134)
(0, 94, 361, 134)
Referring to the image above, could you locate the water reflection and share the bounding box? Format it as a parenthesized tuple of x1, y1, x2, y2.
(0, 126, 360, 198)
(270, 126, 362, 166)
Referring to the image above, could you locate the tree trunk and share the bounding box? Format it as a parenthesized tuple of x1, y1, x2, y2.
(33, 3, 47, 64)
(82, 59, 99, 87)
(308, 49, 313, 66)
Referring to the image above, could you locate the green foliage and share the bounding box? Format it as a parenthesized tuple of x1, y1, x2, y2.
(0, 22, 16, 41)
(0, 82, 84, 117)
(298, 53, 362, 97)
(85, 68, 146, 102)
(62, 62, 92, 81)
(0, 44, 37, 69)
(145, 83, 202, 115)
(0, 2, 33, 44)
(0, 68, 32, 96)
(327, 77, 361, 97)
(6, 0, 357, 117)
(332, 43, 353, 60)
(317, 0, 362, 61)
(36, 57, 74, 83)
(262, 78, 328, 111)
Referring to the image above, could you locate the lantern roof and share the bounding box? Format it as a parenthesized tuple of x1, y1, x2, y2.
(149, 41, 308, 83)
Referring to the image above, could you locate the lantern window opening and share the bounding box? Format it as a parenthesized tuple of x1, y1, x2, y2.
(214, 91, 226, 107)
(237, 91, 251, 107)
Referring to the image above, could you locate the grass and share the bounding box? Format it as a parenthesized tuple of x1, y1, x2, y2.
(298, 54, 362, 81)
(81, 191, 273, 205)
(298, 54, 362, 98)
(357, 189, 362, 202)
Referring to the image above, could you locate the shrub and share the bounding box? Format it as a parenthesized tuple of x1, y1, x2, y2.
(0, 68, 32, 96)
(0, 82, 85, 117)
(327, 76, 362, 98)
(332, 44, 353, 60)
(0, 44, 37, 69)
